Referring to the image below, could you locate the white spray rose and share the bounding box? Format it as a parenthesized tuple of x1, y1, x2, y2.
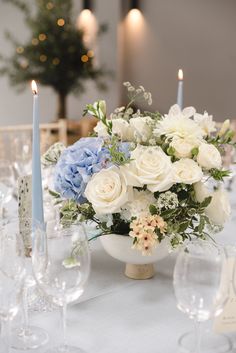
(170, 136, 200, 159)
(129, 116, 153, 143)
(194, 112, 216, 136)
(205, 188, 231, 225)
(121, 145, 174, 192)
(197, 143, 222, 170)
(194, 181, 210, 202)
(94, 121, 109, 137)
(194, 182, 231, 225)
(112, 119, 133, 141)
(173, 158, 203, 184)
(84, 166, 133, 215)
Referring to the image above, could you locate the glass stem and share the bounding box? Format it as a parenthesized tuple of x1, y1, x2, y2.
(61, 302, 68, 348)
(2, 318, 11, 353)
(194, 320, 202, 353)
(22, 284, 29, 332)
(0, 201, 3, 218)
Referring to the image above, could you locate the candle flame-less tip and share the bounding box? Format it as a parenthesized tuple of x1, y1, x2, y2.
(31, 80, 38, 94)
(178, 69, 183, 80)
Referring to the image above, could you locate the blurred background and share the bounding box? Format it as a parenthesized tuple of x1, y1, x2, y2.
(0, 0, 236, 127)
(0, 0, 236, 221)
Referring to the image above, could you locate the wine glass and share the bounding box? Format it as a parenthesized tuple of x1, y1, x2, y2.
(173, 239, 231, 353)
(0, 219, 25, 353)
(0, 160, 15, 218)
(8, 218, 49, 350)
(227, 246, 236, 299)
(12, 134, 32, 177)
(32, 223, 91, 353)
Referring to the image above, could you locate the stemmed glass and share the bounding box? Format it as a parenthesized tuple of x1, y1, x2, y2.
(173, 239, 231, 353)
(32, 223, 91, 353)
(0, 160, 15, 218)
(12, 134, 32, 177)
(0, 219, 25, 353)
(8, 218, 49, 350)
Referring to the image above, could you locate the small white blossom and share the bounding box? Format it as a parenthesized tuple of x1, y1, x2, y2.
(148, 94, 152, 106)
(121, 189, 156, 222)
(128, 86, 135, 92)
(95, 214, 114, 228)
(156, 191, 179, 210)
(123, 82, 131, 87)
(114, 106, 125, 113)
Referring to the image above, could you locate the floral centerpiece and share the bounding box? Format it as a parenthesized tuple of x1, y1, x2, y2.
(45, 82, 235, 277)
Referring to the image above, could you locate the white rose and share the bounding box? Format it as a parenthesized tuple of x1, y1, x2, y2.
(194, 181, 210, 202)
(121, 145, 174, 192)
(194, 182, 230, 225)
(129, 116, 152, 143)
(194, 112, 216, 136)
(170, 136, 200, 159)
(84, 166, 132, 215)
(94, 121, 109, 137)
(112, 119, 133, 141)
(205, 188, 231, 225)
(197, 143, 222, 170)
(173, 158, 203, 184)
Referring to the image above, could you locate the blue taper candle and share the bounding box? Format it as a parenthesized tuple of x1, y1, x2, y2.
(31, 80, 44, 227)
(177, 69, 184, 110)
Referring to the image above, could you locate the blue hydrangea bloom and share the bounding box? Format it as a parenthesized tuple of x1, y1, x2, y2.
(118, 142, 131, 159)
(54, 137, 111, 203)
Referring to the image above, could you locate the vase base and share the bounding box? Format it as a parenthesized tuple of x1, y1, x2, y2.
(125, 263, 155, 279)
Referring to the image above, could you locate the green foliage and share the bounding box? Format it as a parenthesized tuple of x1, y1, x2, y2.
(41, 142, 65, 166)
(77, 203, 96, 221)
(107, 136, 132, 166)
(149, 204, 157, 215)
(209, 169, 231, 181)
(143, 111, 162, 121)
(109, 214, 130, 235)
(0, 0, 107, 118)
(206, 131, 236, 148)
(48, 189, 61, 199)
(167, 146, 175, 156)
(60, 199, 80, 225)
(191, 147, 199, 157)
(152, 184, 213, 242)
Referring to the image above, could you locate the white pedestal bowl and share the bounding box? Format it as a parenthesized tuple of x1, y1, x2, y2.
(100, 234, 170, 279)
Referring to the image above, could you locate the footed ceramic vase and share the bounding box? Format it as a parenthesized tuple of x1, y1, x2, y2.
(100, 234, 169, 280)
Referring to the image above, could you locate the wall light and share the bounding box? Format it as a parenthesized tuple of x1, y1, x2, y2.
(127, 0, 143, 25)
(83, 0, 92, 11)
(77, 0, 97, 48)
(130, 0, 140, 10)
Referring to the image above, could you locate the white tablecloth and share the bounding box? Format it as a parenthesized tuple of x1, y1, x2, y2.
(6, 198, 236, 353)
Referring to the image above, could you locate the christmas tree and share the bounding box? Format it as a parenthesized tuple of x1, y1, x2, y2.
(0, 0, 107, 119)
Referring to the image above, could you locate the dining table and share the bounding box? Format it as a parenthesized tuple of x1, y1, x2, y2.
(7, 192, 236, 353)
